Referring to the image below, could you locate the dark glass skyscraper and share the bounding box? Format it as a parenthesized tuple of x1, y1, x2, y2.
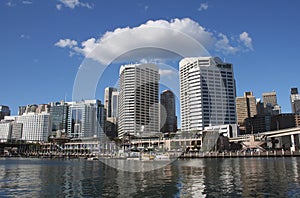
(0, 105, 10, 120)
(160, 90, 177, 133)
(50, 101, 69, 136)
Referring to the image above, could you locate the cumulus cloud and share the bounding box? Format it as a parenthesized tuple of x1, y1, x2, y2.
(198, 3, 208, 11)
(215, 33, 239, 54)
(55, 18, 254, 63)
(239, 32, 253, 50)
(55, 39, 78, 48)
(56, 0, 93, 10)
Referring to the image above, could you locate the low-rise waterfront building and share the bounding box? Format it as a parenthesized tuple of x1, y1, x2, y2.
(0, 122, 12, 142)
(16, 112, 51, 142)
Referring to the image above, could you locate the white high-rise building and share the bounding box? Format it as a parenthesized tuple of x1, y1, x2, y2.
(16, 112, 51, 142)
(179, 57, 236, 132)
(118, 63, 159, 137)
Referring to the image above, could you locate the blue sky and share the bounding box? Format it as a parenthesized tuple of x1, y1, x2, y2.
(1, 0, 300, 117)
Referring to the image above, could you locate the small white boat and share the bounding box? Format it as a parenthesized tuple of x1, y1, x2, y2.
(127, 157, 140, 161)
(155, 153, 171, 161)
(87, 157, 99, 161)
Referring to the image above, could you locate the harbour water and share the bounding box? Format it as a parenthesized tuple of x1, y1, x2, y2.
(0, 157, 300, 197)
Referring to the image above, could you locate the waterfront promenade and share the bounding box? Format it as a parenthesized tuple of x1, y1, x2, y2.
(2, 149, 300, 159)
(181, 150, 300, 158)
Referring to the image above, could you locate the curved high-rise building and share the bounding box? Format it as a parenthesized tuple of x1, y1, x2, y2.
(118, 63, 159, 137)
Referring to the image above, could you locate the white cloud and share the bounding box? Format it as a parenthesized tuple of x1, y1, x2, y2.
(56, 0, 93, 10)
(55, 18, 254, 63)
(215, 33, 239, 54)
(55, 39, 78, 48)
(56, 4, 62, 10)
(20, 34, 30, 39)
(159, 69, 178, 77)
(198, 3, 208, 11)
(239, 32, 253, 50)
(6, 1, 15, 7)
(159, 69, 179, 87)
(22, 0, 32, 4)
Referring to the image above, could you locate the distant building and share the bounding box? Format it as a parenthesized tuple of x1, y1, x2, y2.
(256, 99, 265, 115)
(104, 87, 117, 118)
(50, 101, 69, 137)
(160, 90, 177, 133)
(11, 123, 23, 141)
(0, 122, 11, 142)
(244, 114, 271, 134)
(16, 112, 51, 142)
(290, 87, 300, 113)
(179, 57, 236, 132)
(271, 113, 300, 130)
(236, 92, 257, 133)
(262, 91, 277, 108)
(0, 105, 10, 120)
(103, 89, 119, 139)
(0, 117, 22, 142)
(18, 104, 50, 115)
(67, 100, 106, 139)
(262, 91, 281, 115)
(111, 90, 119, 119)
(118, 63, 159, 137)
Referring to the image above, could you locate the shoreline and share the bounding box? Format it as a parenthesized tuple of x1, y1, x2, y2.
(180, 150, 300, 158)
(2, 150, 300, 159)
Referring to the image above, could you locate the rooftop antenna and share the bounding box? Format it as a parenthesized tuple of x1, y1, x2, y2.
(64, 92, 67, 102)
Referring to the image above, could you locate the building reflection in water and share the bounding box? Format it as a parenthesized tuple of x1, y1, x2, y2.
(1, 158, 300, 197)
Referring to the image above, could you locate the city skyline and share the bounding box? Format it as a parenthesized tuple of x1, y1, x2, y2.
(1, 1, 300, 115)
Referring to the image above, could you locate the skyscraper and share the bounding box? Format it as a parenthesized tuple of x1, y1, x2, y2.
(105, 90, 119, 139)
(179, 57, 236, 132)
(104, 87, 117, 118)
(67, 100, 106, 138)
(236, 92, 257, 132)
(111, 90, 119, 119)
(0, 105, 10, 120)
(50, 101, 69, 137)
(118, 63, 159, 137)
(262, 91, 277, 108)
(262, 91, 281, 115)
(160, 90, 177, 133)
(290, 87, 300, 113)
